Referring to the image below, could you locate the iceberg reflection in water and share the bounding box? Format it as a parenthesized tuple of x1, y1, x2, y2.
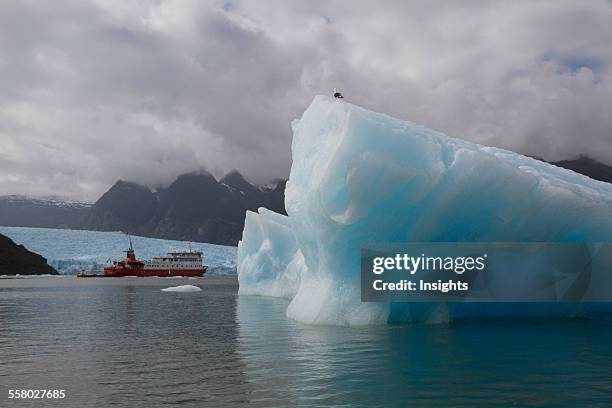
(237, 295, 612, 407)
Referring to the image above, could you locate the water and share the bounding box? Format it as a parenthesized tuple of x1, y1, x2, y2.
(0, 227, 236, 275)
(0, 276, 244, 407)
(2, 277, 612, 407)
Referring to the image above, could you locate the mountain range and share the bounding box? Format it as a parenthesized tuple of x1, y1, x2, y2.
(0, 170, 286, 246)
(0, 156, 610, 246)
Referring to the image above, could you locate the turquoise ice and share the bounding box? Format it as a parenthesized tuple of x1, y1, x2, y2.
(237, 208, 302, 299)
(238, 96, 612, 325)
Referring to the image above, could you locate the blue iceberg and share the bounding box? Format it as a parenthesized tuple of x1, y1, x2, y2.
(237, 208, 303, 299)
(237, 96, 612, 325)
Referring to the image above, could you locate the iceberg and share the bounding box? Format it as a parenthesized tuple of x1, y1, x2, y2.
(238, 95, 612, 325)
(237, 208, 302, 299)
(161, 285, 202, 292)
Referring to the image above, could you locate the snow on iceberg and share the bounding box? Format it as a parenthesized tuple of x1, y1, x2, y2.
(238, 95, 612, 326)
(161, 285, 202, 292)
(237, 208, 303, 299)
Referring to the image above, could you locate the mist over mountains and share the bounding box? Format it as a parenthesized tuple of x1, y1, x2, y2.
(0, 157, 610, 246)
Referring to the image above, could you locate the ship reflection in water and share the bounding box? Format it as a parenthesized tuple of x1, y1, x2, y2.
(1, 277, 612, 407)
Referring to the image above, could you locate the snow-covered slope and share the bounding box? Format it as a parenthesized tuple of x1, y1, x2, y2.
(238, 95, 612, 326)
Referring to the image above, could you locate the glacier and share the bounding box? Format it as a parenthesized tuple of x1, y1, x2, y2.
(237, 95, 612, 326)
(0, 226, 237, 275)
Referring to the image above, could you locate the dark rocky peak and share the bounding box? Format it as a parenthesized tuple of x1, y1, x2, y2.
(220, 170, 261, 195)
(0, 233, 57, 275)
(165, 170, 220, 195)
(551, 156, 612, 184)
(89, 179, 158, 228)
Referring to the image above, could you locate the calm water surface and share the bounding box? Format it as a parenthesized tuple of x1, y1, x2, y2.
(1, 276, 612, 407)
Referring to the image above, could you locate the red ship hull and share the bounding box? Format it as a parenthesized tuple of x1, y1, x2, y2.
(102, 266, 207, 277)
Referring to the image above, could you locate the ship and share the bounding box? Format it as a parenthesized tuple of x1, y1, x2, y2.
(78, 236, 208, 278)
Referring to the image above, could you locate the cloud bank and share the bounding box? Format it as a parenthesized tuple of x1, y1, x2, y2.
(0, 0, 611, 200)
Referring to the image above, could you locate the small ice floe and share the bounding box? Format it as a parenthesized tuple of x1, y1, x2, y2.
(161, 285, 202, 293)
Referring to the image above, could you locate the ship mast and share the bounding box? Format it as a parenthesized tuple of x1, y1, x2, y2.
(124, 232, 136, 261)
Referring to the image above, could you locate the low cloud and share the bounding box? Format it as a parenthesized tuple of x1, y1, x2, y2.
(0, 0, 610, 200)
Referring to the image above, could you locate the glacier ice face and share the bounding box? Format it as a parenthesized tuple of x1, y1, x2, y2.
(0, 226, 237, 275)
(239, 95, 612, 325)
(237, 208, 302, 299)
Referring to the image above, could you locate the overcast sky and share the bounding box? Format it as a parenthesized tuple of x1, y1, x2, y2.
(1, 0, 611, 201)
